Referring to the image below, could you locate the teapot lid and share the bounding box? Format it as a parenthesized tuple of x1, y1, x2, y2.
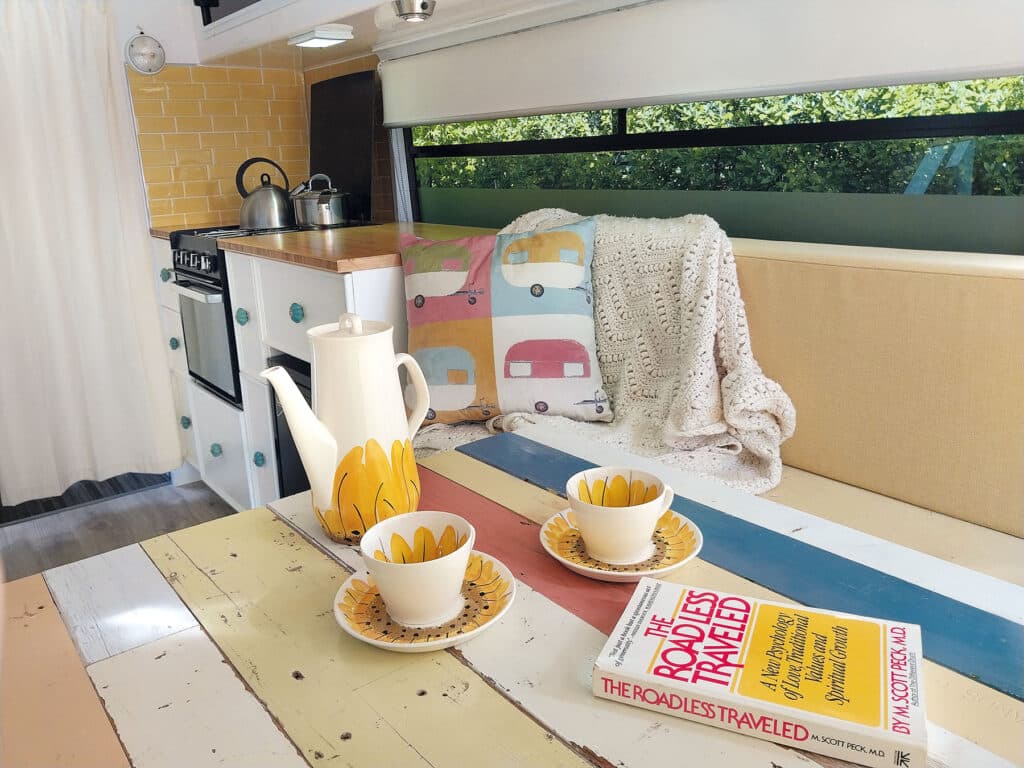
(310, 313, 391, 340)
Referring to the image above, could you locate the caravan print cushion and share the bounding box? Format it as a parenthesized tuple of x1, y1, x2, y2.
(401, 220, 612, 426)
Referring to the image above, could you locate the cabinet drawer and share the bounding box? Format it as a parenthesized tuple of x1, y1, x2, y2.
(159, 306, 187, 377)
(224, 251, 264, 379)
(151, 237, 177, 311)
(240, 374, 279, 508)
(190, 382, 251, 511)
(171, 371, 197, 467)
(256, 259, 349, 362)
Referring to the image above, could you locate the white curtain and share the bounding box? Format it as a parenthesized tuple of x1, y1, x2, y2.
(0, 0, 181, 505)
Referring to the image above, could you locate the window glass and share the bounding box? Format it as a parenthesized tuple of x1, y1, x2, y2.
(508, 361, 532, 377)
(415, 135, 1022, 195)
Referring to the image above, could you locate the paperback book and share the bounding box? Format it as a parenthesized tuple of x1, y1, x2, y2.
(593, 579, 927, 768)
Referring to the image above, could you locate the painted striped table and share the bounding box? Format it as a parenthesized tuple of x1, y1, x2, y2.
(4, 433, 1021, 768)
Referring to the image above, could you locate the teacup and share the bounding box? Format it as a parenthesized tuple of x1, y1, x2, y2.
(566, 467, 673, 564)
(360, 510, 475, 628)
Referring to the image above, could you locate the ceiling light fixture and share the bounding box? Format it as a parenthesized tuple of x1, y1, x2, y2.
(287, 23, 354, 48)
(393, 0, 436, 23)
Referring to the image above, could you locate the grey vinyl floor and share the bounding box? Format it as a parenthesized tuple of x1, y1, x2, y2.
(0, 481, 234, 582)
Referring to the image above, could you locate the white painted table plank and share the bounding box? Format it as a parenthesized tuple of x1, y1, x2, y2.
(516, 423, 1024, 625)
(88, 626, 308, 768)
(43, 543, 198, 664)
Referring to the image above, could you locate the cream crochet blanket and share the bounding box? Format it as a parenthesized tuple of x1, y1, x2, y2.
(415, 209, 796, 493)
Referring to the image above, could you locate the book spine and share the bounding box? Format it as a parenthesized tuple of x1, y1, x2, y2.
(593, 668, 924, 768)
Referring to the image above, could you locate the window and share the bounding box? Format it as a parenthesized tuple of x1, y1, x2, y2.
(406, 78, 1024, 253)
(508, 361, 532, 378)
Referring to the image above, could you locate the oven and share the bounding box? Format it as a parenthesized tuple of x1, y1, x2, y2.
(170, 229, 243, 407)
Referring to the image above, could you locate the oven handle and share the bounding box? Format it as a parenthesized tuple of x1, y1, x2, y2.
(173, 280, 223, 304)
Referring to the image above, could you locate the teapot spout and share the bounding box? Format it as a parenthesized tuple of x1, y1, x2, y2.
(261, 365, 337, 502)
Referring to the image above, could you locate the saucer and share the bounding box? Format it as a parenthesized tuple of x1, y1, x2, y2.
(540, 508, 703, 583)
(334, 551, 516, 653)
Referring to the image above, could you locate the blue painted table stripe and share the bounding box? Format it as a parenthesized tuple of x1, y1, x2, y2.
(458, 433, 1024, 701)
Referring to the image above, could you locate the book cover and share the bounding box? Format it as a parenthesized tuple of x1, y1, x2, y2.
(593, 579, 927, 768)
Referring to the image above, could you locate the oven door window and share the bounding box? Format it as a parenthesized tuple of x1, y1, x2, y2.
(177, 282, 239, 403)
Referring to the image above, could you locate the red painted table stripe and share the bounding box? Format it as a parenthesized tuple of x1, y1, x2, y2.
(419, 467, 632, 635)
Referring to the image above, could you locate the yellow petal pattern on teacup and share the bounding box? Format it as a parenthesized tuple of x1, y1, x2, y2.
(577, 474, 660, 507)
(374, 525, 468, 563)
(314, 439, 421, 545)
(577, 479, 592, 504)
(606, 475, 629, 507)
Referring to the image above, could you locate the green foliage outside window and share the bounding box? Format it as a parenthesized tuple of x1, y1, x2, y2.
(412, 78, 1024, 196)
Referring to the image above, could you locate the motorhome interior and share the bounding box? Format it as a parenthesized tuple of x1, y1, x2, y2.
(0, 1, 1021, 766)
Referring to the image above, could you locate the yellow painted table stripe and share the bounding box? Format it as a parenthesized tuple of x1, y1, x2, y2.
(421, 452, 1024, 767)
(142, 507, 589, 768)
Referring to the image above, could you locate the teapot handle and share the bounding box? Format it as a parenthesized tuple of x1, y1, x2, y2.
(395, 353, 429, 438)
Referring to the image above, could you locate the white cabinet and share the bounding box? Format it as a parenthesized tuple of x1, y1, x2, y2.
(171, 371, 198, 467)
(190, 382, 251, 511)
(173, 248, 407, 512)
(240, 374, 279, 509)
(151, 237, 177, 311)
(254, 258, 350, 361)
(159, 305, 187, 378)
(224, 252, 265, 379)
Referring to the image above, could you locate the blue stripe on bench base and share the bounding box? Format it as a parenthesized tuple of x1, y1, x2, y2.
(457, 432, 1024, 701)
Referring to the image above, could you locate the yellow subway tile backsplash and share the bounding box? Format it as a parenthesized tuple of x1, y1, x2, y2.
(235, 100, 271, 117)
(200, 100, 237, 116)
(227, 68, 262, 84)
(143, 166, 174, 183)
(175, 149, 213, 166)
(172, 197, 210, 214)
(147, 182, 185, 199)
(136, 116, 176, 134)
(270, 129, 304, 146)
(211, 115, 247, 132)
(131, 100, 164, 117)
(163, 133, 201, 150)
(199, 133, 237, 148)
(163, 100, 201, 116)
(262, 69, 301, 86)
(189, 66, 231, 83)
(202, 83, 242, 100)
(131, 63, 308, 227)
(140, 149, 177, 166)
(137, 134, 164, 151)
(172, 165, 209, 182)
(183, 180, 221, 197)
(245, 116, 279, 131)
(165, 84, 206, 100)
(175, 116, 215, 133)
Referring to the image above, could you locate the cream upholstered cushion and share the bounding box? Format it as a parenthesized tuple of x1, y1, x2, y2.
(734, 239, 1024, 537)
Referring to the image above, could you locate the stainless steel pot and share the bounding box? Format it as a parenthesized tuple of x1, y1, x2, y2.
(236, 157, 294, 229)
(291, 173, 350, 229)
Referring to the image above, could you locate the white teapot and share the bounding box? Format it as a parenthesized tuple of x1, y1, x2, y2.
(262, 313, 429, 544)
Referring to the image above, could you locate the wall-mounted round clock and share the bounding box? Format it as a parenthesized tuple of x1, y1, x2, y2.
(125, 32, 166, 75)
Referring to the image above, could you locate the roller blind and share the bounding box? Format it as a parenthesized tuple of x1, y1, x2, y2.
(381, 0, 1024, 127)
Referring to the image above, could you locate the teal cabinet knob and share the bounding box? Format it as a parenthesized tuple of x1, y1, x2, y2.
(210, 442, 223, 457)
(235, 307, 250, 326)
(253, 451, 266, 467)
(160, 267, 171, 282)
(169, 337, 180, 350)
(180, 416, 191, 430)
(289, 302, 304, 323)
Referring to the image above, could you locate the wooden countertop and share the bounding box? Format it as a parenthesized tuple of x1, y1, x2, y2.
(150, 226, 177, 240)
(218, 222, 496, 273)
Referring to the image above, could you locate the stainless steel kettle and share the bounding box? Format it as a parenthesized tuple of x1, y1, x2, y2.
(236, 157, 294, 229)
